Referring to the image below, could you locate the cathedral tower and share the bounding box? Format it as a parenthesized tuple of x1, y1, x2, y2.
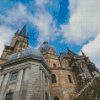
(0, 25, 29, 64)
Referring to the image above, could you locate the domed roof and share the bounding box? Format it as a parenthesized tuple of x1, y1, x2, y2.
(39, 41, 56, 53)
(6, 48, 44, 62)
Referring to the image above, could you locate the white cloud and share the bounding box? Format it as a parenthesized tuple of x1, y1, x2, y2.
(0, 3, 33, 28)
(60, 0, 100, 45)
(0, 26, 16, 56)
(32, 10, 58, 45)
(35, 0, 49, 6)
(0, 2, 58, 56)
(79, 33, 100, 70)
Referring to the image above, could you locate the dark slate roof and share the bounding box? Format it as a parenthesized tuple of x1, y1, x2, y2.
(6, 48, 44, 62)
(15, 25, 28, 38)
(39, 44, 56, 53)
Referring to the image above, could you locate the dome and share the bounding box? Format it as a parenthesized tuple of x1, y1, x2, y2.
(6, 48, 44, 62)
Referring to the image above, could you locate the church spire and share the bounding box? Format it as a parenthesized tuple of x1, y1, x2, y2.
(19, 25, 28, 38)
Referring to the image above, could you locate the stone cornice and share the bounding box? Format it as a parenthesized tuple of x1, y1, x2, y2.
(1, 64, 31, 75)
(50, 67, 73, 71)
(1, 54, 51, 74)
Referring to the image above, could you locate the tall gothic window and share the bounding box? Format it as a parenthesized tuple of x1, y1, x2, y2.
(23, 44, 25, 48)
(65, 61, 69, 68)
(68, 75, 72, 83)
(10, 72, 18, 81)
(53, 64, 56, 68)
(45, 92, 48, 100)
(19, 43, 22, 47)
(81, 63, 92, 78)
(5, 92, 13, 100)
(51, 74, 56, 83)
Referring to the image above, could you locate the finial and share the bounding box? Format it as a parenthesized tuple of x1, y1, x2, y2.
(43, 41, 48, 45)
(81, 50, 86, 57)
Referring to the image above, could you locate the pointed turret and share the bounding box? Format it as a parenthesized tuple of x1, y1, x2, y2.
(19, 25, 28, 38)
(67, 48, 72, 55)
(26, 32, 29, 38)
(15, 29, 19, 35)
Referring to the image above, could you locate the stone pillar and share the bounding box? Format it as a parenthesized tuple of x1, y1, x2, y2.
(43, 72, 45, 100)
(19, 68, 29, 100)
(13, 70, 23, 100)
(24, 68, 29, 81)
(41, 70, 43, 100)
(0, 73, 10, 100)
(15, 70, 23, 91)
(0, 75, 4, 86)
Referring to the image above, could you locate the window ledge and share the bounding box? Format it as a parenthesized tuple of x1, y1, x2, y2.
(9, 80, 17, 85)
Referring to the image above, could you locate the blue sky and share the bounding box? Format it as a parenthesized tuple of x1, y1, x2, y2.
(0, 0, 100, 69)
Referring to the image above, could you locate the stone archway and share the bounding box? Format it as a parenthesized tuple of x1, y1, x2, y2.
(54, 96, 59, 100)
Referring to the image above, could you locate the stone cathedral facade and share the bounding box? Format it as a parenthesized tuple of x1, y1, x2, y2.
(0, 25, 100, 100)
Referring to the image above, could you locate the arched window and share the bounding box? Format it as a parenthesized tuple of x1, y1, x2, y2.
(23, 44, 25, 48)
(68, 75, 72, 83)
(65, 61, 69, 68)
(81, 63, 92, 78)
(53, 64, 56, 68)
(5, 92, 13, 100)
(54, 96, 59, 100)
(19, 43, 22, 48)
(51, 74, 56, 83)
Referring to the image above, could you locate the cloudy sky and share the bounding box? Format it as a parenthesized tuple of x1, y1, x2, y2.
(0, 0, 100, 70)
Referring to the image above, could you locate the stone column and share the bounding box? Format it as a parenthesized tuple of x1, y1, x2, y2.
(24, 68, 29, 81)
(13, 70, 23, 100)
(0, 75, 4, 86)
(0, 73, 10, 100)
(20, 68, 29, 100)
(43, 72, 45, 100)
(41, 70, 43, 100)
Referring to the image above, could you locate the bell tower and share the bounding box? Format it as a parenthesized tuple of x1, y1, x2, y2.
(0, 25, 29, 64)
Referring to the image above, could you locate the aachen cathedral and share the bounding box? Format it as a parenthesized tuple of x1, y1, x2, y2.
(0, 25, 100, 100)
